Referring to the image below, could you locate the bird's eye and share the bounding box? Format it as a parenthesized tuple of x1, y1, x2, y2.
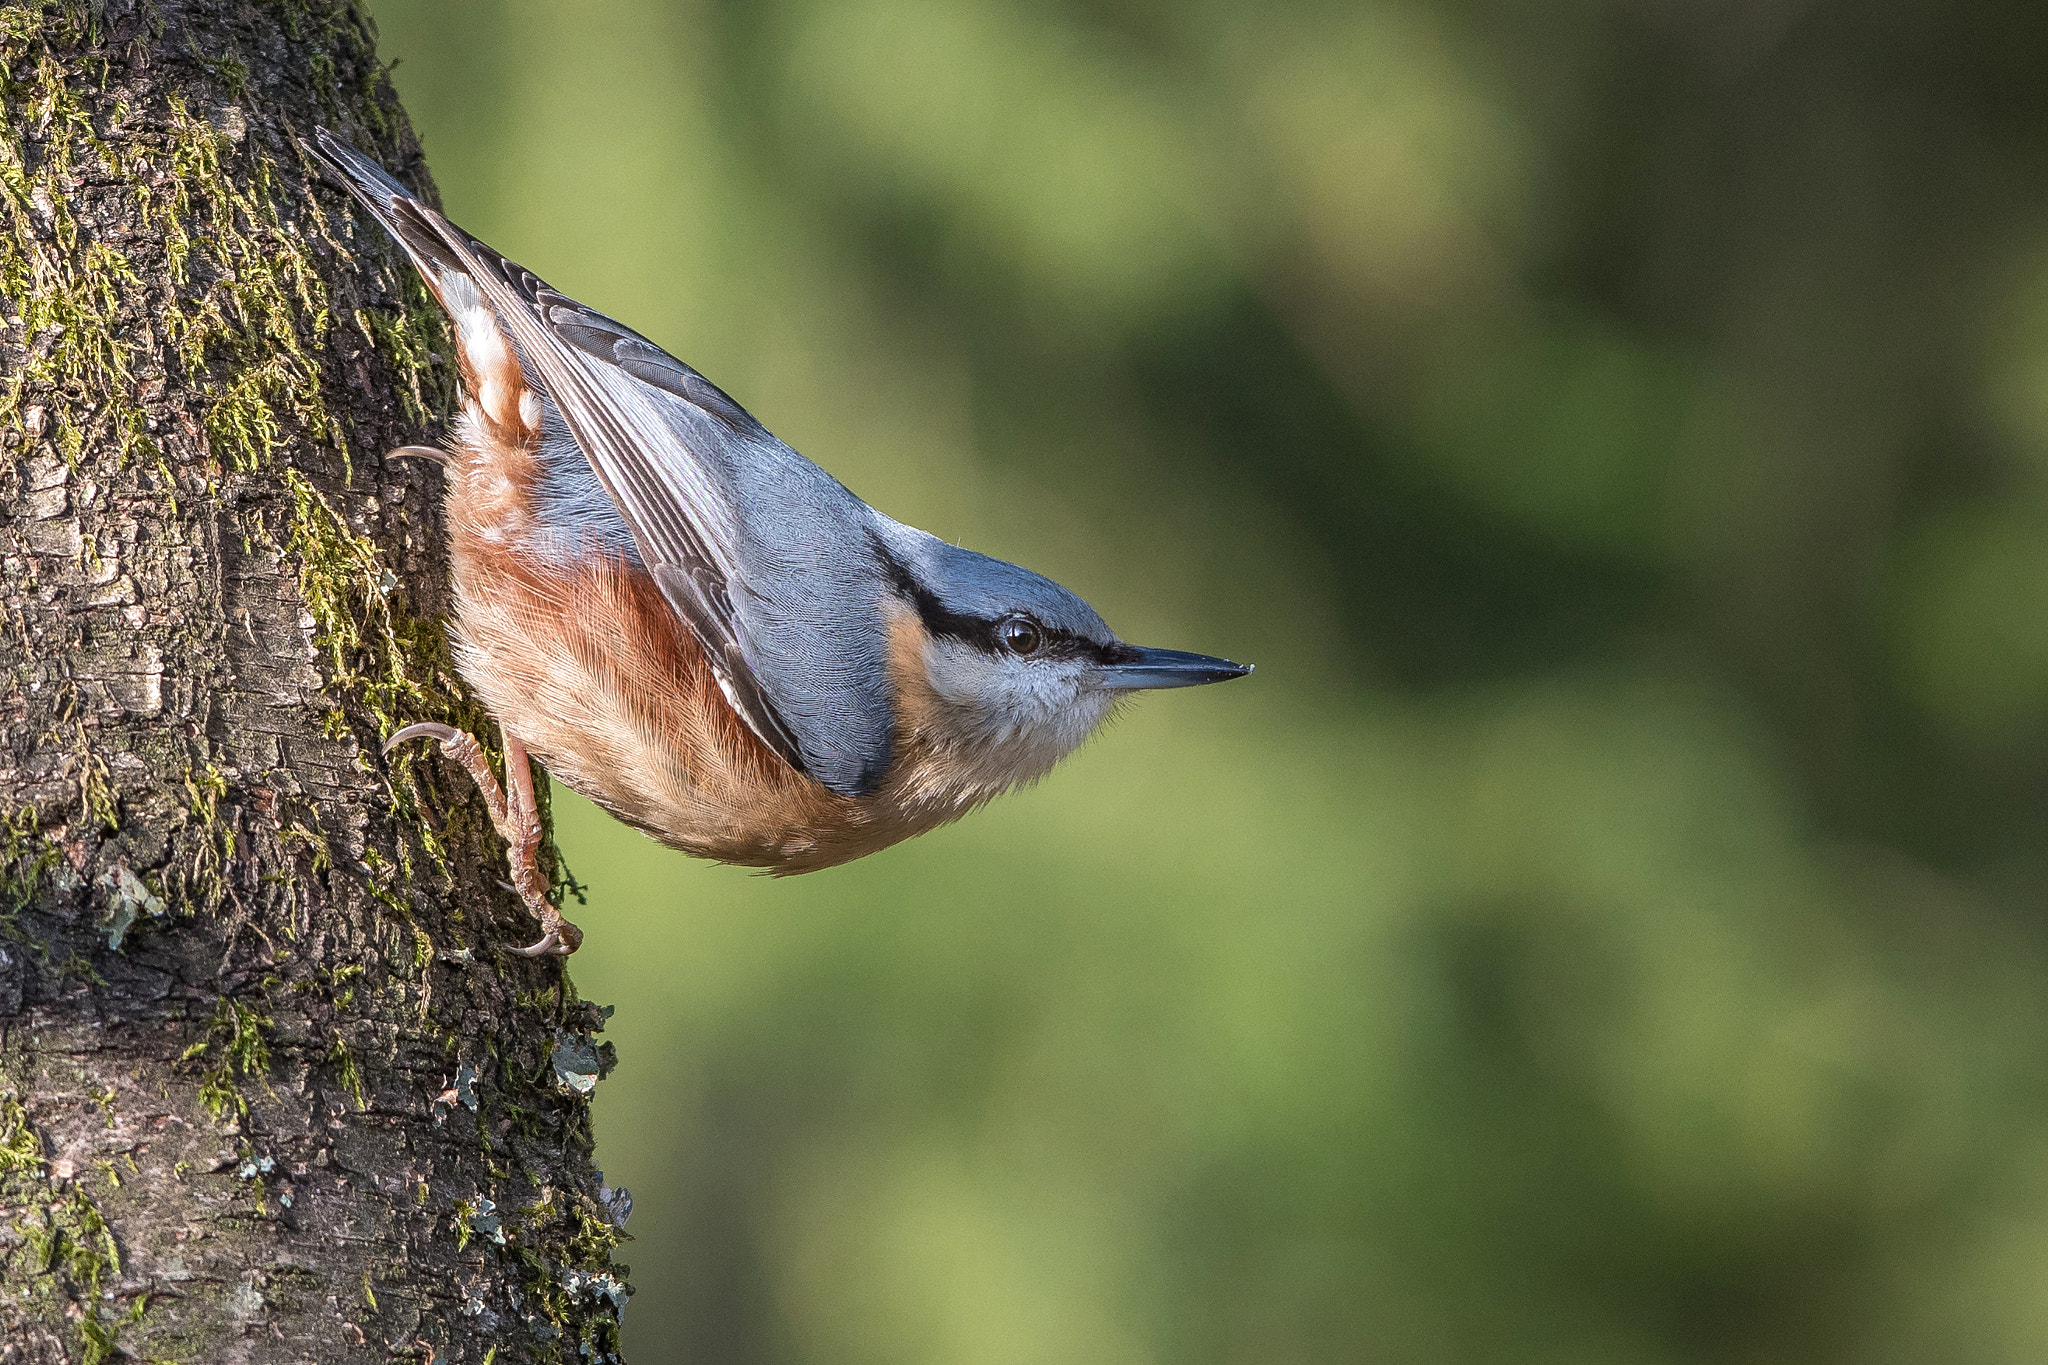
(997, 617, 1043, 656)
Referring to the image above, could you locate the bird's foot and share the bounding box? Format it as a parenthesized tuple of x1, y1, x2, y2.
(507, 905, 584, 957)
(385, 722, 583, 957)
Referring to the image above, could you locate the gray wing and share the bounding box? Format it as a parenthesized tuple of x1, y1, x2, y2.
(503, 278, 900, 798)
(304, 132, 893, 796)
(469, 257, 899, 798)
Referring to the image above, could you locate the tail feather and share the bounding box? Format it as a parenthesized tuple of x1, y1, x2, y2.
(301, 128, 470, 294)
(304, 128, 541, 442)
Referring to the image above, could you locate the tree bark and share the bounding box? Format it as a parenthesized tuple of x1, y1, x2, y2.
(0, 3, 626, 1361)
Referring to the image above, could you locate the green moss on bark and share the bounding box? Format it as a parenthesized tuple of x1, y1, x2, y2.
(2, 6, 627, 1359)
(3, 9, 482, 903)
(0, 1088, 134, 1364)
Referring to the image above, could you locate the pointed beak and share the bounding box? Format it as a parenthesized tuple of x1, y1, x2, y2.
(1097, 647, 1254, 691)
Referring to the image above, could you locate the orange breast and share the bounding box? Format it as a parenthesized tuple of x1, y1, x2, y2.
(439, 433, 994, 871)
(423, 297, 1003, 872)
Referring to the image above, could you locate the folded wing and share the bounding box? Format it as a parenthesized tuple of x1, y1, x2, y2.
(305, 131, 894, 797)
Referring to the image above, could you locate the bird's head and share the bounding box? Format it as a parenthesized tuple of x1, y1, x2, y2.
(872, 523, 1250, 798)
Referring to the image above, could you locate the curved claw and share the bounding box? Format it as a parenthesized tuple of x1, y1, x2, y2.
(384, 721, 462, 757)
(508, 917, 581, 957)
(508, 931, 560, 957)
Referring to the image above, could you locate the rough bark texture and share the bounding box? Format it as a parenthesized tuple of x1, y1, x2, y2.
(0, 3, 628, 1361)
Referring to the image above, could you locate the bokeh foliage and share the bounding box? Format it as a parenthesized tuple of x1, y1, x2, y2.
(366, 0, 2048, 1359)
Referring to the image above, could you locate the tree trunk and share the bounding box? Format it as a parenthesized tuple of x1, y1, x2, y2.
(0, 3, 627, 1361)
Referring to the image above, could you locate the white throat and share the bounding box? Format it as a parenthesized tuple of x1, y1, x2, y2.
(919, 637, 1118, 793)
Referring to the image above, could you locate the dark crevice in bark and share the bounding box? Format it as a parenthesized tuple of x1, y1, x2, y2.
(0, 3, 627, 1361)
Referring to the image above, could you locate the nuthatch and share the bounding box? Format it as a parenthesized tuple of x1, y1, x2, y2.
(304, 131, 1251, 956)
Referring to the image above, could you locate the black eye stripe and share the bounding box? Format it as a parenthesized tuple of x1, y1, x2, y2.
(870, 533, 1133, 666)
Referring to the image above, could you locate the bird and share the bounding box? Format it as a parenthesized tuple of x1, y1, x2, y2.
(301, 130, 1251, 957)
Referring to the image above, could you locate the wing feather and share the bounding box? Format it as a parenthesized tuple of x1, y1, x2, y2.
(304, 130, 841, 783)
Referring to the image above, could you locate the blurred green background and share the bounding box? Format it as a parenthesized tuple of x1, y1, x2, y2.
(363, 1, 2048, 1360)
